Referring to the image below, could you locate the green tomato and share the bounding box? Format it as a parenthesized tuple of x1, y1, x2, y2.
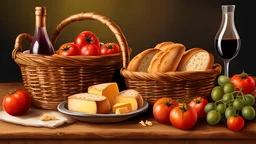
(242, 106, 256, 120)
(216, 103, 226, 114)
(233, 99, 244, 111)
(204, 102, 216, 113)
(211, 86, 224, 101)
(223, 83, 235, 94)
(244, 94, 256, 106)
(207, 110, 221, 125)
(218, 75, 230, 87)
(225, 106, 236, 119)
(222, 93, 234, 103)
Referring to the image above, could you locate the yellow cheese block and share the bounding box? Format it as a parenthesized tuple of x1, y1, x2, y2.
(115, 89, 144, 111)
(68, 93, 110, 114)
(88, 82, 119, 107)
(112, 103, 132, 113)
(115, 107, 129, 114)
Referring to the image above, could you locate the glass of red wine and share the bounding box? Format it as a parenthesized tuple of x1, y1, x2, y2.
(214, 5, 241, 77)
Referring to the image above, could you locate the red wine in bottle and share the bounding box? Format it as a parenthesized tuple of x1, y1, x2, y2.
(29, 7, 55, 55)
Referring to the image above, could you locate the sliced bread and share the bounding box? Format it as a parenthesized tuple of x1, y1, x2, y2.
(148, 43, 186, 73)
(127, 48, 160, 72)
(176, 48, 214, 71)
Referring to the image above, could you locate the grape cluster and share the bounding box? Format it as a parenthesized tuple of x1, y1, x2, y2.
(204, 75, 256, 125)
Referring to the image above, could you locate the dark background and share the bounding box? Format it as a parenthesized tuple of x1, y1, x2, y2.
(0, 0, 255, 83)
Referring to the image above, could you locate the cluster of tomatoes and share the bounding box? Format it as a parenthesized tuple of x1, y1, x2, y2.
(58, 31, 120, 56)
(153, 72, 256, 131)
(153, 97, 208, 130)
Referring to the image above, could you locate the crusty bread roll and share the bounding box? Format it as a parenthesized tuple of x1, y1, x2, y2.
(148, 43, 186, 73)
(176, 48, 214, 71)
(127, 48, 161, 72)
(155, 41, 174, 51)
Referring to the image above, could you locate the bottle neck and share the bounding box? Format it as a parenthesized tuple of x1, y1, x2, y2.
(36, 15, 46, 27)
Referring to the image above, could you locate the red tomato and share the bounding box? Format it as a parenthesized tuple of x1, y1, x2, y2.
(227, 116, 244, 131)
(170, 104, 198, 130)
(80, 44, 100, 56)
(100, 43, 120, 55)
(58, 43, 81, 56)
(74, 31, 100, 48)
(153, 97, 179, 124)
(2, 89, 31, 116)
(189, 97, 208, 118)
(230, 72, 255, 94)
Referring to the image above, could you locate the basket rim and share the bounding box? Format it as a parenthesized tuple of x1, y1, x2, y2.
(120, 63, 222, 81)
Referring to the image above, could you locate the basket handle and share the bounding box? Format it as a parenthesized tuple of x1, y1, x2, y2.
(51, 12, 130, 68)
(12, 33, 33, 59)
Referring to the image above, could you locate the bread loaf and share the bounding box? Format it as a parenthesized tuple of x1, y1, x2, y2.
(177, 48, 214, 71)
(127, 48, 160, 72)
(148, 43, 186, 73)
(155, 41, 174, 51)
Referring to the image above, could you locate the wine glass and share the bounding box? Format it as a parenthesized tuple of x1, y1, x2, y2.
(214, 5, 241, 77)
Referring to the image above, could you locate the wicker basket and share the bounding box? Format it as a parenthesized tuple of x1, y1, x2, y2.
(120, 63, 222, 105)
(12, 12, 130, 110)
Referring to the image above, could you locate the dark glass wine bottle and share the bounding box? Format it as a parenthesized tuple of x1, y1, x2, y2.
(29, 7, 55, 55)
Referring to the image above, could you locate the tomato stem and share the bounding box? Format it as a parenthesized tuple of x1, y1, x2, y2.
(8, 89, 17, 95)
(62, 45, 70, 51)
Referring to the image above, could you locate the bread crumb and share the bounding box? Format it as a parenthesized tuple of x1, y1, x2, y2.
(145, 120, 153, 126)
(40, 114, 57, 121)
(40, 114, 51, 121)
(50, 115, 57, 120)
(139, 120, 147, 126)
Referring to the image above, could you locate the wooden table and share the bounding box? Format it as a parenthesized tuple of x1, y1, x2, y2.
(0, 83, 255, 144)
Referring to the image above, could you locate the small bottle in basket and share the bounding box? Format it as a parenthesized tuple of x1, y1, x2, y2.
(29, 7, 55, 55)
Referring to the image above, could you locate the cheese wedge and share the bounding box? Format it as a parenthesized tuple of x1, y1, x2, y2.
(115, 107, 130, 114)
(88, 83, 119, 107)
(112, 103, 132, 113)
(115, 89, 144, 111)
(68, 93, 110, 114)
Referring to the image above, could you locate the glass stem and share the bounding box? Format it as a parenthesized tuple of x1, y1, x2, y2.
(224, 61, 230, 77)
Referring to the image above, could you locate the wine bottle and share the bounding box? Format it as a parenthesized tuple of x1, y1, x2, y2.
(29, 7, 55, 55)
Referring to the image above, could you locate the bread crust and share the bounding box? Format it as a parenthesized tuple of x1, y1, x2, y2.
(176, 48, 214, 71)
(155, 41, 174, 51)
(148, 44, 186, 73)
(127, 48, 160, 71)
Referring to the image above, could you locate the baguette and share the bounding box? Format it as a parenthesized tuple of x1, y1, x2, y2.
(148, 43, 186, 73)
(127, 48, 160, 72)
(176, 48, 214, 71)
(155, 41, 174, 51)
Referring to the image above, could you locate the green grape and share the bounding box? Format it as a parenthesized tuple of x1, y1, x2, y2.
(211, 86, 224, 101)
(244, 94, 256, 106)
(225, 106, 236, 119)
(222, 93, 234, 103)
(217, 75, 230, 87)
(207, 110, 221, 125)
(223, 83, 235, 94)
(204, 102, 216, 113)
(242, 106, 256, 120)
(233, 99, 244, 111)
(216, 103, 226, 114)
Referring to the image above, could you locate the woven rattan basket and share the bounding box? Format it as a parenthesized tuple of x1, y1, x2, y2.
(121, 63, 222, 105)
(12, 12, 130, 110)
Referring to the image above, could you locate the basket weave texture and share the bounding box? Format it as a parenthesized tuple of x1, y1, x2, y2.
(12, 12, 130, 110)
(121, 63, 222, 105)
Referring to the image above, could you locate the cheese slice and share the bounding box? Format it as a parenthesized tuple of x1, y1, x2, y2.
(115, 89, 144, 111)
(88, 83, 119, 107)
(112, 103, 132, 113)
(115, 107, 129, 114)
(68, 93, 110, 114)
